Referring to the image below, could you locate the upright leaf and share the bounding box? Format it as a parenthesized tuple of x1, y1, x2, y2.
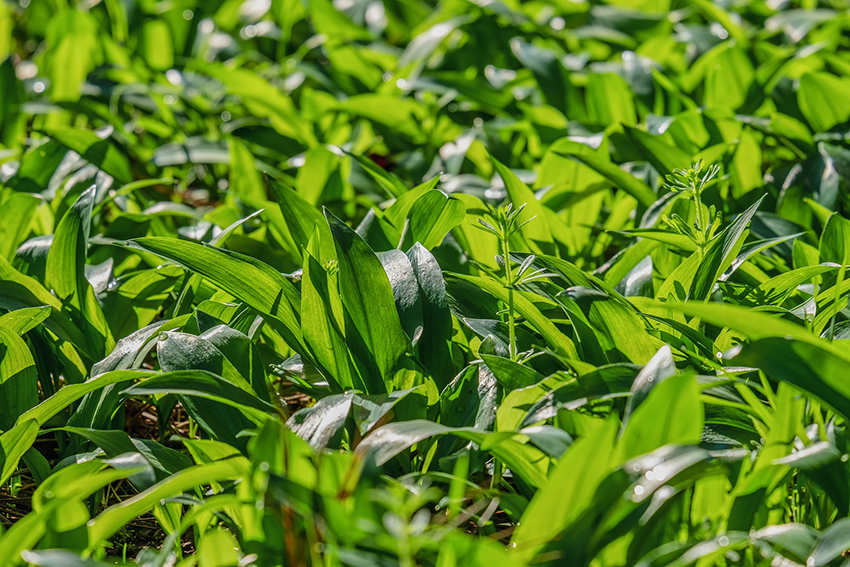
(45, 186, 113, 357)
(325, 210, 409, 392)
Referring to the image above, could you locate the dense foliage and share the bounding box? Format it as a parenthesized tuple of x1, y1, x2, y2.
(2, 0, 850, 565)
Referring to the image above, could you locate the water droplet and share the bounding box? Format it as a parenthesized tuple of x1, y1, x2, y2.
(183, 10, 194, 20)
(634, 486, 645, 496)
(645, 471, 654, 480)
(718, 536, 729, 547)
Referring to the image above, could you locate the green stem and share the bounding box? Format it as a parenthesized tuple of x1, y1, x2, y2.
(694, 188, 706, 265)
(829, 265, 846, 340)
(491, 457, 502, 490)
(503, 234, 517, 361)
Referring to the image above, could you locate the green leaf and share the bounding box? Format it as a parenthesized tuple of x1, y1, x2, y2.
(0, 306, 51, 336)
(384, 176, 440, 230)
(129, 237, 305, 353)
(153, 333, 269, 448)
(302, 230, 356, 391)
(587, 73, 636, 127)
(480, 355, 543, 391)
(140, 19, 173, 71)
(0, 192, 39, 261)
(198, 529, 242, 567)
(661, 301, 850, 361)
(551, 140, 657, 207)
(690, 195, 764, 300)
(819, 213, 850, 265)
(6, 140, 67, 194)
(336, 95, 425, 139)
(296, 146, 347, 205)
(730, 338, 850, 424)
(44, 10, 98, 102)
(87, 458, 249, 545)
(511, 419, 618, 560)
(561, 286, 662, 364)
(228, 138, 266, 203)
(286, 392, 353, 449)
(745, 265, 836, 306)
(17, 370, 151, 428)
(122, 370, 277, 420)
(406, 190, 466, 250)
(448, 273, 578, 360)
(21, 550, 112, 567)
(492, 157, 555, 254)
(618, 373, 703, 460)
(704, 44, 754, 111)
(325, 209, 409, 393)
(808, 518, 850, 567)
(269, 177, 335, 260)
(0, 326, 38, 430)
(377, 249, 423, 344)
(0, 420, 38, 486)
(621, 126, 693, 178)
(356, 420, 549, 488)
(197, 62, 315, 145)
(40, 128, 132, 184)
(407, 244, 454, 388)
(798, 73, 850, 133)
(45, 186, 113, 358)
(510, 38, 585, 120)
(201, 325, 270, 402)
(622, 345, 677, 424)
(346, 152, 408, 199)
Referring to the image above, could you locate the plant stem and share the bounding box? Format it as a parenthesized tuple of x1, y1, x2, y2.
(491, 457, 502, 490)
(503, 234, 517, 361)
(829, 265, 845, 340)
(694, 186, 706, 263)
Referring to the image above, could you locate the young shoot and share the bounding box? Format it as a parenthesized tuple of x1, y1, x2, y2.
(477, 203, 554, 361)
(661, 160, 722, 261)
